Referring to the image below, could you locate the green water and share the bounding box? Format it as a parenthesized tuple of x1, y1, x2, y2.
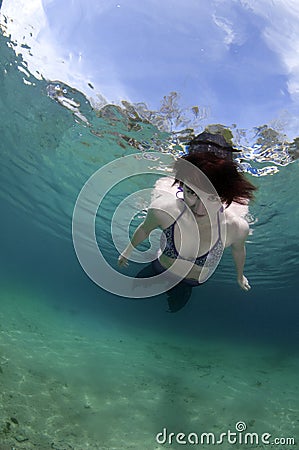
(0, 26, 298, 450)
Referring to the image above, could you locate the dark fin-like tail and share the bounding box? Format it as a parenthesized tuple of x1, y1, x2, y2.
(166, 283, 193, 313)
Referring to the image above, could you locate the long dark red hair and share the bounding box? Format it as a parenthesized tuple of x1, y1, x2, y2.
(173, 152, 257, 206)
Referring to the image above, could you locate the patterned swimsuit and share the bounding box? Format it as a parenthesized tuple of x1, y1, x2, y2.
(160, 203, 224, 270)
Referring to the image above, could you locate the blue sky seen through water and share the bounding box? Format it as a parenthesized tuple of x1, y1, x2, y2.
(1, 0, 299, 135)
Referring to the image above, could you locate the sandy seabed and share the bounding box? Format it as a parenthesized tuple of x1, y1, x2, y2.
(0, 282, 298, 450)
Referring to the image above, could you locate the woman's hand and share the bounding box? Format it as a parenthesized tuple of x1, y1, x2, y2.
(118, 254, 129, 268)
(237, 275, 251, 291)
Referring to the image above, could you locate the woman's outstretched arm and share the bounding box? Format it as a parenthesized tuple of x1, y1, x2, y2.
(118, 208, 161, 267)
(230, 218, 251, 291)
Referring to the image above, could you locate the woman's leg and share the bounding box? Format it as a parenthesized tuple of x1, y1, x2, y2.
(135, 259, 195, 312)
(166, 283, 193, 313)
(135, 263, 157, 279)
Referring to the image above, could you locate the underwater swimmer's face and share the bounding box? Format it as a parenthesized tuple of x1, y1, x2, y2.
(182, 183, 220, 217)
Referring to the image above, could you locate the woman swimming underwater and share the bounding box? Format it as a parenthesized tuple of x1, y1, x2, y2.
(118, 132, 257, 312)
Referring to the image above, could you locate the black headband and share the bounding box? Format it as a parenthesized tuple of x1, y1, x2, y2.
(187, 133, 239, 161)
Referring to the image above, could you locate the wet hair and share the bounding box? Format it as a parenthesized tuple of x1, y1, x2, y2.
(173, 152, 257, 206)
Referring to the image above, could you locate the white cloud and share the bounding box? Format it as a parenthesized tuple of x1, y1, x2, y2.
(1, 0, 72, 81)
(212, 15, 237, 46)
(239, 0, 299, 98)
(2, 0, 299, 123)
(0, 0, 130, 103)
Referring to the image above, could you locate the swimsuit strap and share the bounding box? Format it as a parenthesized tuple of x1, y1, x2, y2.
(162, 203, 223, 262)
(160, 201, 187, 260)
(194, 207, 223, 265)
(175, 200, 187, 221)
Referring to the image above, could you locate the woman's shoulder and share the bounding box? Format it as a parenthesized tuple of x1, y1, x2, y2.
(150, 194, 177, 209)
(149, 197, 184, 227)
(225, 200, 249, 218)
(224, 206, 249, 245)
(225, 212, 249, 243)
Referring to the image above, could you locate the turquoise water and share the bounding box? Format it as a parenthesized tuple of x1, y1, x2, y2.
(1, 22, 299, 450)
